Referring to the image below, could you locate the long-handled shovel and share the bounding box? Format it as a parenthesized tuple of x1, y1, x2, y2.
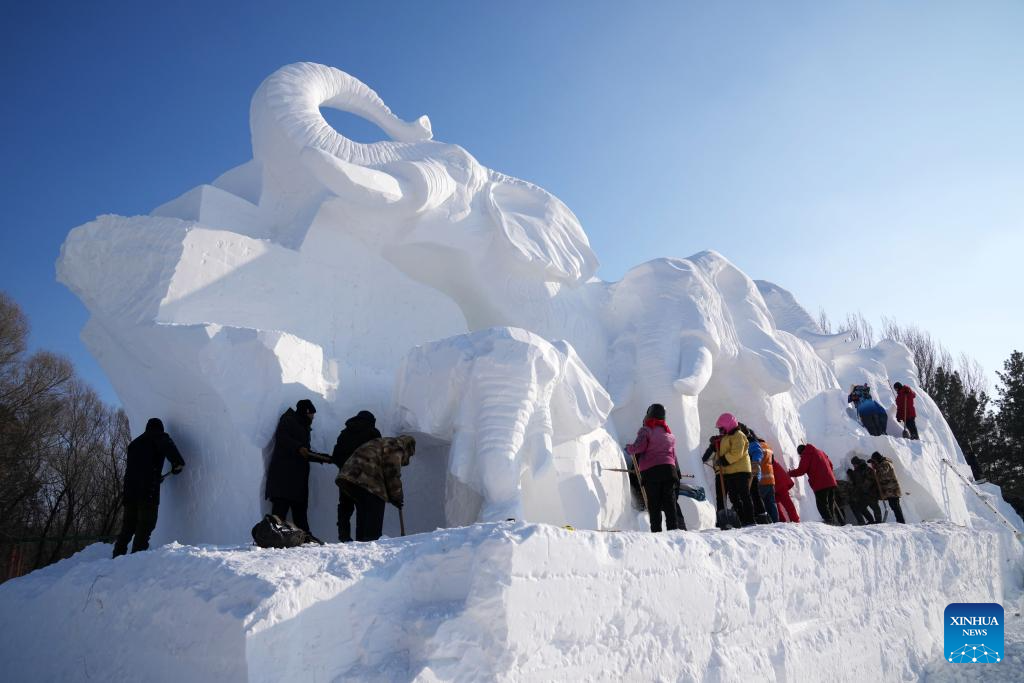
(594, 461, 695, 478)
(399, 507, 406, 537)
(628, 451, 650, 513)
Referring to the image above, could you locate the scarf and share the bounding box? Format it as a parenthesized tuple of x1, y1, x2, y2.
(644, 418, 671, 434)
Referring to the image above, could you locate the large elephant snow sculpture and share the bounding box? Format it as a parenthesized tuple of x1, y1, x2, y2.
(393, 327, 635, 529)
(57, 61, 1002, 541)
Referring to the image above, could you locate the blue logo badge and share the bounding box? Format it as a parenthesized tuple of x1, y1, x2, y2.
(944, 603, 1004, 663)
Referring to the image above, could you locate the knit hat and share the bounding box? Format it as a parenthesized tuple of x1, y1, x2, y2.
(145, 418, 164, 434)
(797, 444, 806, 455)
(893, 382, 903, 390)
(645, 403, 666, 421)
(347, 410, 376, 427)
(296, 399, 316, 415)
(869, 451, 884, 463)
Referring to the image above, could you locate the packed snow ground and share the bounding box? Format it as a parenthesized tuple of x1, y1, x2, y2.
(2, 521, 1020, 682)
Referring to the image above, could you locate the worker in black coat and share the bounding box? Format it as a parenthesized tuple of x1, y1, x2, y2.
(112, 418, 185, 557)
(265, 399, 330, 538)
(332, 410, 382, 542)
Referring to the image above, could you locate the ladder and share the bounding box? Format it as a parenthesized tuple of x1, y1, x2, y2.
(942, 458, 1023, 541)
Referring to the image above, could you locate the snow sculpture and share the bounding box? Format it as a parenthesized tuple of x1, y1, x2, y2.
(394, 327, 633, 529)
(57, 62, 1005, 542)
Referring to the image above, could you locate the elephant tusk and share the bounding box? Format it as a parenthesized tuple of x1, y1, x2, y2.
(673, 335, 714, 396)
(299, 146, 404, 206)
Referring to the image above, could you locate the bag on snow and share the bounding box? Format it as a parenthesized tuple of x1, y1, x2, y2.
(677, 484, 706, 502)
(251, 514, 307, 548)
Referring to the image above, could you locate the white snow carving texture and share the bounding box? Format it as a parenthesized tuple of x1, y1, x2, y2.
(56, 62, 1020, 542)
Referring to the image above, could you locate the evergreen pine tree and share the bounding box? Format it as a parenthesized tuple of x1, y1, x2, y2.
(992, 351, 1024, 513)
(931, 366, 996, 479)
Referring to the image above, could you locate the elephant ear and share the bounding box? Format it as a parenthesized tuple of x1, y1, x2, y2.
(487, 177, 598, 284)
(549, 340, 612, 442)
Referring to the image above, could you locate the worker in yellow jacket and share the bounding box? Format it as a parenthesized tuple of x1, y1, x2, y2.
(714, 413, 754, 526)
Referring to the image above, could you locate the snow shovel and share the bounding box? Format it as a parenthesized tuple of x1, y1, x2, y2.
(159, 469, 176, 482)
(307, 450, 333, 465)
(714, 464, 742, 530)
(399, 507, 406, 537)
(628, 451, 650, 513)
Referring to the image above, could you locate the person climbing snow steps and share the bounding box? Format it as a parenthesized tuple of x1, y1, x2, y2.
(894, 382, 919, 440)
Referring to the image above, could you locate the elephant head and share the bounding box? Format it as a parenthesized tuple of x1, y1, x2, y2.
(250, 63, 599, 316)
(393, 327, 627, 526)
(605, 252, 799, 486)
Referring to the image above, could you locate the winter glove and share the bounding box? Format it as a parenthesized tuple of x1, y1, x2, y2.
(171, 464, 184, 475)
(393, 500, 404, 510)
(299, 446, 311, 460)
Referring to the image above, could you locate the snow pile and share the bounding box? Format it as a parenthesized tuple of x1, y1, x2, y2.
(1, 522, 1020, 681)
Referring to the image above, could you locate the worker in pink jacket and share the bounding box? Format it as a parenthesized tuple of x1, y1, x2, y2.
(788, 444, 840, 525)
(626, 403, 679, 532)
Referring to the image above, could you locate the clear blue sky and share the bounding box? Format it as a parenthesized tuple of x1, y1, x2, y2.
(1, 1, 1021, 405)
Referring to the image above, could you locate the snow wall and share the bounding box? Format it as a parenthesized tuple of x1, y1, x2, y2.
(54, 62, 1020, 543)
(2, 521, 1021, 682)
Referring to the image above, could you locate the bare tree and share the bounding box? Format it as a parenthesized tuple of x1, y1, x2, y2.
(816, 308, 833, 334)
(842, 312, 875, 348)
(0, 292, 128, 579)
(880, 318, 955, 394)
(957, 353, 990, 395)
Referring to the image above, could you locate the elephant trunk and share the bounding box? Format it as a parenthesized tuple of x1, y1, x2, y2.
(456, 367, 543, 522)
(250, 62, 432, 168)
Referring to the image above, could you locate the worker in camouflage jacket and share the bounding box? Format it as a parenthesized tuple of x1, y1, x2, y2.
(849, 456, 883, 524)
(869, 451, 906, 523)
(336, 435, 416, 541)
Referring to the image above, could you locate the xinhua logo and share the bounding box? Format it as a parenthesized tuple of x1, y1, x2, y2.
(944, 603, 1004, 663)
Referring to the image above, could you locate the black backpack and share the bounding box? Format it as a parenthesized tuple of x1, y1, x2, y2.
(251, 514, 307, 548)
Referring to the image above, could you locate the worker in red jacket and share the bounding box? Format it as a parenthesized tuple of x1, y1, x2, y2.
(772, 459, 800, 522)
(893, 382, 919, 440)
(788, 444, 841, 525)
